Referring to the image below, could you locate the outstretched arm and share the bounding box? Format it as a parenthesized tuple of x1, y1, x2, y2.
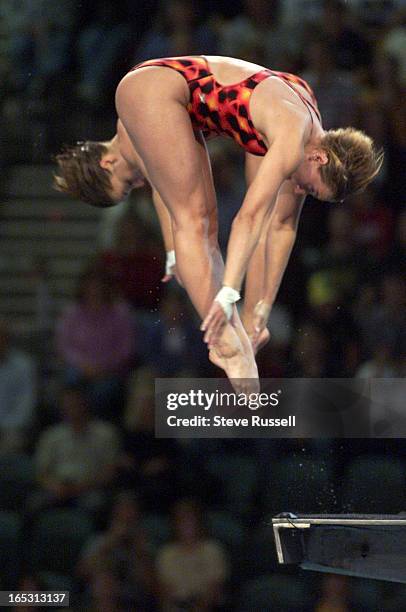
(241, 155, 305, 346)
(251, 181, 305, 345)
(202, 129, 304, 345)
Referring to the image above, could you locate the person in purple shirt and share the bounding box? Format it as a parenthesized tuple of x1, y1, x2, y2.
(56, 266, 136, 420)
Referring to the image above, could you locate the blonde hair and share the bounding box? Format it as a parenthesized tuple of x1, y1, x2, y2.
(53, 141, 116, 208)
(319, 128, 384, 202)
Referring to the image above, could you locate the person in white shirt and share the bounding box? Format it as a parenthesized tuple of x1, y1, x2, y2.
(156, 499, 229, 611)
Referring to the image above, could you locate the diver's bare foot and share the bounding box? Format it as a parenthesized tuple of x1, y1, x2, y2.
(209, 348, 225, 370)
(216, 324, 259, 394)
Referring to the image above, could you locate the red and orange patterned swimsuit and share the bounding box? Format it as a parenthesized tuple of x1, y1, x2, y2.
(131, 56, 321, 156)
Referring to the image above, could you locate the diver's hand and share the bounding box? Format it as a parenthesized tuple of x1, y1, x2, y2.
(201, 287, 240, 347)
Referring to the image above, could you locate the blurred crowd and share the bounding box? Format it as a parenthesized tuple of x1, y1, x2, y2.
(0, 0, 405, 610)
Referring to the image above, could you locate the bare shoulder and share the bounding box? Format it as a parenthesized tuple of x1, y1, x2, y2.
(251, 77, 311, 145)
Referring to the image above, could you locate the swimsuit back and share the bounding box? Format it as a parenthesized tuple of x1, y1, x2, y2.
(131, 56, 321, 156)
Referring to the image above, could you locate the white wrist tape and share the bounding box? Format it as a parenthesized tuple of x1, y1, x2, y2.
(165, 250, 176, 275)
(214, 286, 241, 320)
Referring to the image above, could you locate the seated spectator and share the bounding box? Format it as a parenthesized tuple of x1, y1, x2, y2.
(156, 499, 229, 611)
(0, 320, 36, 453)
(119, 367, 181, 512)
(33, 384, 120, 513)
(78, 491, 156, 610)
(56, 266, 135, 420)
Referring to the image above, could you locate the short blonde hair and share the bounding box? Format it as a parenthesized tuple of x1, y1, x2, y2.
(53, 141, 116, 208)
(319, 128, 384, 202)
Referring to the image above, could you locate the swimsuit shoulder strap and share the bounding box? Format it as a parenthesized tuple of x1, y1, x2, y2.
(269, 70, 321, 123)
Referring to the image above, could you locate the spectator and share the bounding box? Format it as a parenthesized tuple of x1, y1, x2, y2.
(33, 384, 120, 513)
(156, 499, 229, 611)
(78, 491, 156, 610)
(56, 266, 135, 420)
(0, 320, 36, 453)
